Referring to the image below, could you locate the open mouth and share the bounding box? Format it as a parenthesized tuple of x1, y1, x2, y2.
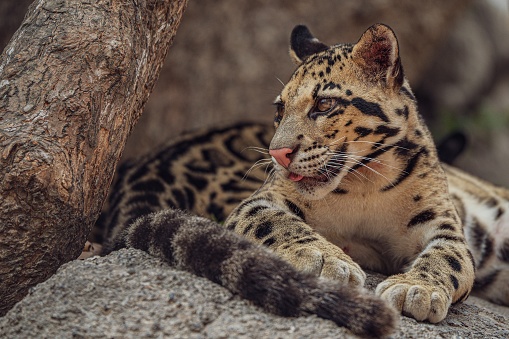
(287, 153, 345, 184)
(288, 172, 330, 183)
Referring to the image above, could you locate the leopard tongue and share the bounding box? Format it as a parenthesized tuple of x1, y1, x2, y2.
(288, 172, 304, 182)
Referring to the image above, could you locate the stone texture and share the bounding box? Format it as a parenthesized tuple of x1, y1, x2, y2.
(1, 248, 508, 338)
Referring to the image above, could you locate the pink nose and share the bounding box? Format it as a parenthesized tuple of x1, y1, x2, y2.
(269, 147, 294, 168)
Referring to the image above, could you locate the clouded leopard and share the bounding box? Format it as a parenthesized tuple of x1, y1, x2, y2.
(98, 24, 509, 335)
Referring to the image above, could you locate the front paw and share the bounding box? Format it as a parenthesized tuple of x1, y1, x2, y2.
(278, 242, 366, 288)
(376, 273, 452, 323)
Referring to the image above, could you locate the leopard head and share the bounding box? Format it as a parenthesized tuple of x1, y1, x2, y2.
(269, 24, 417, 199)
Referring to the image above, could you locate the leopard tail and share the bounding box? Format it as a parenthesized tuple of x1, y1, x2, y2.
(103, 209, 398, 338)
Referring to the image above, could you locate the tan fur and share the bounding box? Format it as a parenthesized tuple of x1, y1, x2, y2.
(100, 24, 509, 330)
(225, 24, 479, 323)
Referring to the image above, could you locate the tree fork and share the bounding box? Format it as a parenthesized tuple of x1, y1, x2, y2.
(0, 0, 187, 315)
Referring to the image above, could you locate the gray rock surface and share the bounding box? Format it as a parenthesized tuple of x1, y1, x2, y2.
(1, 248, 508, 338)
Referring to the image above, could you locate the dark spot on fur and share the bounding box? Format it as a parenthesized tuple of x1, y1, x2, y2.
(495, 208, 504, 220)
(395, 106, 409, 119)
(226, 220, 237, 231)
(295, 237, 318, 245)
(485, 197, 498, 208)
(430, 234, 464, 243)
(263, 237, 276, 247)
(394, 138, 419, 157)
(498, 239, 509, 263)
(354, 126, 373, 138)
(439, 223, 456, 231)
(323, 81, 340, 90)
(255, 221, 274, 239)
(126, 216, 154, 252)
(185, 173, 208, 191)
(285, 200, 305, 221)
(126, 194, 161, 208)
(474, 270, 500, 289)
(400, 86, 416, 101)
(247, 205, 269, 217)
(444, 254, 462, 272)
(407, 209, 436, 228)
(374, 125, 400, 138)
(450, 275, 459, 290)
(471, 219, 494, 268)
(132, 179, 165, 193)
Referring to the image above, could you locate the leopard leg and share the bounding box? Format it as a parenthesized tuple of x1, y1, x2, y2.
(376, 213, 475, 323)
(225, 193, 366, 287)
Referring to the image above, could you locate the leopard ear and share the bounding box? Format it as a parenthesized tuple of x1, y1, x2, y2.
(352, 24, 404, 90)
(290, 25, 329, 65)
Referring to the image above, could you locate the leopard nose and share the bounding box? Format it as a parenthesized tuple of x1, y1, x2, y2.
(269, 147, 295, 168)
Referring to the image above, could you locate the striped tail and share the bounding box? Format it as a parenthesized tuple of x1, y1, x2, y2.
(103, 209, 398, 337)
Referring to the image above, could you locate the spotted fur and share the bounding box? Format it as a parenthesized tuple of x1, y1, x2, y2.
(99, 123, 398, 337)
(100, 24, 509, 333)
(223, 24, 479, 323)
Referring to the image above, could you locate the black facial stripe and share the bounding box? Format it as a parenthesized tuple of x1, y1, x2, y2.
(312, 84, 321, 98)
(351, 97, 389, 123)
(394, 137, 419, 157)
(381, 147, 426, 191)
(349, 145, 394, 172)
(323, 82, 341, 91)
(354, 126, 373, 138)
(332, 188, 348, 194)
(374, 125, 400, 138)
(326, 109, 344, 119)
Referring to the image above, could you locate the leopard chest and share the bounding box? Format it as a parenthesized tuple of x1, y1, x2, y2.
(305, 190, 423, 274)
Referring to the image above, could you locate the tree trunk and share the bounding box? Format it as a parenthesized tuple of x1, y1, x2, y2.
(0, 0, 187, 315)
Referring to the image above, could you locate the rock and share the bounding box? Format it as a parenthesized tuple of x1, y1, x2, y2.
(1, 248, 508, 338)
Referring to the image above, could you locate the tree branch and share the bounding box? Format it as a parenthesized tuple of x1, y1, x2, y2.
(0, 0, 188, 315)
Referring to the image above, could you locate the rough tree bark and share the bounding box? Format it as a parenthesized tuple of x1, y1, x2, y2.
(0, 0, 188, 315)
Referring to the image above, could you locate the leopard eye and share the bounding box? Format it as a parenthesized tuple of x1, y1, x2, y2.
(309, 98, 338, 120)
(274, 102, 285, 126)
(275, 102, 285, 116)
(316, 98, 337, 112)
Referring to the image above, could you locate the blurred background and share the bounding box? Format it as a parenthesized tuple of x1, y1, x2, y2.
(2, 0, 509, 185)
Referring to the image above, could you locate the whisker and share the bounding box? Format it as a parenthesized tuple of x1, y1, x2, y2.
(243, 146, 270, 155)
(325, 151, 406, 174)
(344, 139, 411, 152)
(324, 159, 373, 183)
(275, 76, 285, 87)
(325, 136, 347, 147)
(242, 159, 273, 181)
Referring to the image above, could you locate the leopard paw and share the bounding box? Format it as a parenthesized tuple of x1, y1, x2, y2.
(279, 243, 366, 287)
(78, 241, 102, 260)
(376, 273, 452, 323)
